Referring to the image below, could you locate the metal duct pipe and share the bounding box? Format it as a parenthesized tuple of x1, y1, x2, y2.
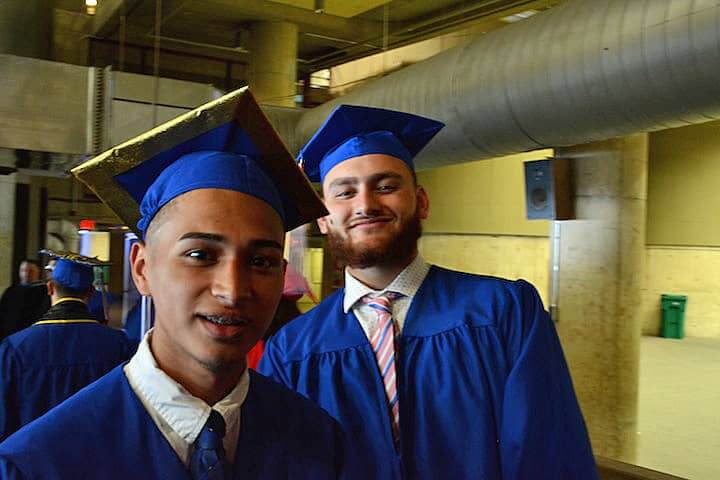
(296, 0, 720, 169)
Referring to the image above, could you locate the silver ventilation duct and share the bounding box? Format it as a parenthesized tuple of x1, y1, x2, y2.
(296, 0, 720, 169)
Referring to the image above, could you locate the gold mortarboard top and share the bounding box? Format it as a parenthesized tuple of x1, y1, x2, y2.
(40, 249, 111, 268)
(71, 88, 326, 238)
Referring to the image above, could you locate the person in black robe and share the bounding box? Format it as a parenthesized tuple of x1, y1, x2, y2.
(0, 283, 50, 341)
(0, 260, 49, 341)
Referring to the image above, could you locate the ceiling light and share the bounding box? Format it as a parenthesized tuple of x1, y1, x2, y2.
(501, 10, 537, 23)
(85, 0, 97, 15)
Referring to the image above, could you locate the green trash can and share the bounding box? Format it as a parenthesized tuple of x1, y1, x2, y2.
(660, 294, 687, 339)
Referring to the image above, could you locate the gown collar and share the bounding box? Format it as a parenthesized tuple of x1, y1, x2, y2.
(343, 254, 430, 313)
(125, 329, 249, 463)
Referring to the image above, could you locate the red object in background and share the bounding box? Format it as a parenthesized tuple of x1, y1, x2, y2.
(247, 341, 265, 370)
(283, 263, 318, 303)
(79, 219, 96, 230)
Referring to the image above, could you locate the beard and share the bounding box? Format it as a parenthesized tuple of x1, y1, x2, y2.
(326, 209, 422, 269)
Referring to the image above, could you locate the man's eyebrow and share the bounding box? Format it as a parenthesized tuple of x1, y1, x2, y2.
(249, 239, 283, 251)
(368, 172, 404, 183)
(178, 234, 282, 251)
(327, 177, 358, 189)
(327, 172, 405, 189)
(178, 232, 225, 243)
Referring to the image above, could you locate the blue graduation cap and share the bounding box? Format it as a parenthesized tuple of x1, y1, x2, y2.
(40, 250, 110, 291)
(298, 105, 445, 183)
(72, 88, 326, 239)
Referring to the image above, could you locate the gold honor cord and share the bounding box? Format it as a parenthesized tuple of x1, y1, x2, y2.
(52, 297, 87, 306)
(34, 319, 99, 326)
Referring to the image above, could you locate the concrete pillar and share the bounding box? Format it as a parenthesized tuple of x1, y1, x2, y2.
(0, 175, 16, 290)
(0, 0, 53, 59)
(555, 134, 648, 463)
(246, 21, 298, 107)
(25, 177, 44, 260)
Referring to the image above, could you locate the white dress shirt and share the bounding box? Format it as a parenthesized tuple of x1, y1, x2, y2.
(124, 329, 249, 466)
(343, 254, 431, 340)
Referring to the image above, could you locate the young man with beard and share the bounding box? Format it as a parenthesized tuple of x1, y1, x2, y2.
(259, 105, 598, 479)
(0, 90, 345, 479)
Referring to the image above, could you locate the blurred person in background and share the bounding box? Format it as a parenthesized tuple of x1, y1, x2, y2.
(0, 252, 131, 441)
(0, 260, 49, 341)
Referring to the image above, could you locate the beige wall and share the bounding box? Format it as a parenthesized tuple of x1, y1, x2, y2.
(418, 234, 550, 306)
(647, 120, 720, 247)
(641, 121, 720, 338)
(414, 124, 720, 341)
(641, 246, 720, 338)
(417, 237, 720, 341)
(415, 125, 720, 340)
(415, 150, 553, 306)
(417, 150, 552, 236)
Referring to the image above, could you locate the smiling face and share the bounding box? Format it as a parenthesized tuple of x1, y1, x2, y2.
(130, 188, 286, 375)
(319, 154, 429, 269)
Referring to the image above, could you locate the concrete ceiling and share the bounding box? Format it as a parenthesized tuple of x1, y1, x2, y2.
(266, 0, 392, 18)
(54, 0, 559, 74)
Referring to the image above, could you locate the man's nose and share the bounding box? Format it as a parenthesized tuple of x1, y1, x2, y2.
(354, 187, 382, 216)
(211, 260, 252, 305)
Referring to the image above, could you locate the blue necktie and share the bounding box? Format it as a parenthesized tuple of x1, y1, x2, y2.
(190, 410, 229, 480)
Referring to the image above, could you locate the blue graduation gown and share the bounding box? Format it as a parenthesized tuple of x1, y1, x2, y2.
(0, 303, 132, 440)
(260, 266, 597, 480)
(0, 367, 345, 479)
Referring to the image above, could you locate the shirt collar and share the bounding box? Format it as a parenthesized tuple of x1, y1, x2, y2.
(125, 329, 250, 445)
(343, 254, 430, 313)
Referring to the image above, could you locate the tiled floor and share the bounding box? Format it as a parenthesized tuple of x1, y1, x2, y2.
(636, 336, 720, 480)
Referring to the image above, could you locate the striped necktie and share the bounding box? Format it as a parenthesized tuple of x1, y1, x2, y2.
(362, 292, 403, 445)
(190, 410, 229, 480)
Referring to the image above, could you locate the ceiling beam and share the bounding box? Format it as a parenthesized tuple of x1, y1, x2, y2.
(181, 1, 385, 44)
(305, 0, 557, 71)
(91, 0, 145, 38)
(92, 0, 388, 58)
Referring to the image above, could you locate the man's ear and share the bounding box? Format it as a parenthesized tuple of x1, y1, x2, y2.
(416, 185, 430, 220)
(130, 242, 152, 296)
(317, 215, 330, 234)
(46, 281, 55, 297)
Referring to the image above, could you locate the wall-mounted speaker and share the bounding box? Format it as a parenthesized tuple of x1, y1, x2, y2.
(523, 158, 574, 220)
